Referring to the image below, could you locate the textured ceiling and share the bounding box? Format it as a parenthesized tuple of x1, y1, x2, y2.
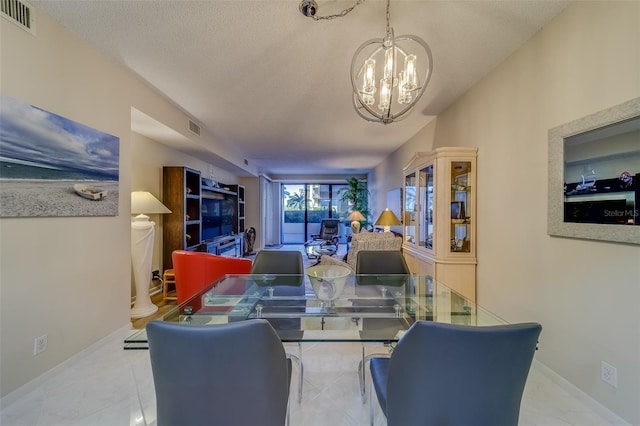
(33, 0, 571, 178)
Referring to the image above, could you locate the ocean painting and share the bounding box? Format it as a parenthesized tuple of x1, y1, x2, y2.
(0, 96, 120, 217)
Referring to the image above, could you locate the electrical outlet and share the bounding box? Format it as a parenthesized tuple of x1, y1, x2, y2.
(151, 270, 161, 280)
(601, 361, 618, 388)
(33, 335, 48, 355)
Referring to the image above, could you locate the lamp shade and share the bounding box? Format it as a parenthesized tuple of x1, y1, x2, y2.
(347, 210, 366, 222)
(131, 191, 171, 215)
(375, 208, 401, 232)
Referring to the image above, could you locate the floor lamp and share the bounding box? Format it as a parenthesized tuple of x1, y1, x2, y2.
(131, 191, 171, 319)
(375, 208, 401, 233)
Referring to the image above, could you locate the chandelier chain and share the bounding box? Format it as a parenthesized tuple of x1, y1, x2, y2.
(311, 0, 366, 21)
(385, 0, 391, 35)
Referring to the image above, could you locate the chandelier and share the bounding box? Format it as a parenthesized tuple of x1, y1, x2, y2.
(300, 0, 433, 124)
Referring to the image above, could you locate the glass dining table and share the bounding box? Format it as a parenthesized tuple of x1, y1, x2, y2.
(124, 273, 506, 402)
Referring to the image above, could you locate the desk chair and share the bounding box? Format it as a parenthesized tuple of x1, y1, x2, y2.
(147, 319, 291, 426)
(250, 250, 305, 402)
(370, 321, 542, 426)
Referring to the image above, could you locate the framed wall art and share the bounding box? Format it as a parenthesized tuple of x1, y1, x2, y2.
(0, 96, 120, 217)
(548, 97, 639, 245)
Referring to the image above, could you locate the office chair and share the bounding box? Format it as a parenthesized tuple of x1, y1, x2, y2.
(147, 319, 291, 426)
(355, 250, 411, 401)
(250, 250, 305, 402)
(370, 321, 542, 426)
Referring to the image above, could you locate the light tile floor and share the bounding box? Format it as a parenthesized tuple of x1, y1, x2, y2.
(1, 326, 617, 426)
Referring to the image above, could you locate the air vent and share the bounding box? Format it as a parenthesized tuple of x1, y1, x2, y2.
(1, 0, 36, 35)
(188, 119, 201, 136)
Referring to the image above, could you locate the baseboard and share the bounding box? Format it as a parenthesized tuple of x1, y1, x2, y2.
(0, 323, 133, 410)
(532, 360, 630, 425)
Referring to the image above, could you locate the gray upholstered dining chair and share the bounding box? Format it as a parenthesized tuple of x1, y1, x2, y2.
(355, 250, 411, 400)
(250, 249, 305, 402)
(251, 250, 304, 285)
(355, 250, 410, 282)
(369, 321, 542, 426)
(146, 319, 291, 426)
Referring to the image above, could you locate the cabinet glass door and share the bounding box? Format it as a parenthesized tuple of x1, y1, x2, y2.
(420, 165, 434, 250)
(404, 172, 417, 245)
(451, 161, 471, 253)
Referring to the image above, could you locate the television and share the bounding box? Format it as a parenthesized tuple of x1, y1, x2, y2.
(202, 197, 234, 240)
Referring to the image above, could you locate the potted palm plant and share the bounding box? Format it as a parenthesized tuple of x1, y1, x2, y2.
(339, 177, 370, 230)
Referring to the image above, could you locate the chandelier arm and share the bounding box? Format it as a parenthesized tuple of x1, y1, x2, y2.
(308, 0, 366, 21)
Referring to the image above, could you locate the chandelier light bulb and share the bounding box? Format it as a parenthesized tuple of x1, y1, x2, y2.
(383, 46, 394, 85)
(404, 54, 418, 91)
(363, 59, 376, 94)
(379, 79, 391, 111)
(398, 71, 411, 105)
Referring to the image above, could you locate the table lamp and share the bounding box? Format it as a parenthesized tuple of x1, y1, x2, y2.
(130, 191, 171, 319)
(347, 210, 366, 234)
(375, 208, 401, 233)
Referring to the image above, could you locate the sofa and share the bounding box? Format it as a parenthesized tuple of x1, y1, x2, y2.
(319, 231, 403, 273)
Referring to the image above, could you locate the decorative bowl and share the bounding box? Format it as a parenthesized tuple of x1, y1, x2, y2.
(306, 265, 351, 301)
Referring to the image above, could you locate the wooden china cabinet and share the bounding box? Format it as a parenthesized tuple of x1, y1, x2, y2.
(402, 147, 478, 301)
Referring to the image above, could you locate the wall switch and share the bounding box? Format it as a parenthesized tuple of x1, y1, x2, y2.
(601, 361, 618, 388)
(34, 335, 48, 355)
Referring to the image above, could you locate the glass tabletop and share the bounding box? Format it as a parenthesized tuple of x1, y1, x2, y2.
(124, 274, 505, 349)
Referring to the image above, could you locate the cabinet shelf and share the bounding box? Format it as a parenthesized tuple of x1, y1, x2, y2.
(202, 185, 237, 196)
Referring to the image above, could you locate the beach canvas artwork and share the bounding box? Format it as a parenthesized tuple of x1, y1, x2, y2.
(0, 96, 120, 217)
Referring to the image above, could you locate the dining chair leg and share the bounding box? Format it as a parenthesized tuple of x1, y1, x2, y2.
(286, 396, 291, 426)
(360, 345, 366, 402)
(359, 344, 390, 403)
(369, 378, 375, 426)
(286, 342, 304, 403)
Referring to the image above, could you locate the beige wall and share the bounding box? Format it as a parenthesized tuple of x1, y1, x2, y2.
(373, 2, 639, 423)
(369, 117, 437, 217)
(130, 132, 240, 296)
(0, 10, 250, 397)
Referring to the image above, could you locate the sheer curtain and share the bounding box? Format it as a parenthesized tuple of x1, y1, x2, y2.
(260, 175, 281, 247)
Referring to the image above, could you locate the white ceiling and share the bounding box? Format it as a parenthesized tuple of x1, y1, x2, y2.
(33, 0, 571, 178)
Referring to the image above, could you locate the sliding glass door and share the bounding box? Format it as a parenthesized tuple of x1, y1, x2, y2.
(282, 183, 350, 244)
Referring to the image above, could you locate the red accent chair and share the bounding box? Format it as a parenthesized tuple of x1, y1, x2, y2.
(171, 250, 252, 304)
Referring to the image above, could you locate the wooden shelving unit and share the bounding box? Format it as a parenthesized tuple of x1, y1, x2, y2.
(229, 184, 245, 233)
(162, 166, 202, 269)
